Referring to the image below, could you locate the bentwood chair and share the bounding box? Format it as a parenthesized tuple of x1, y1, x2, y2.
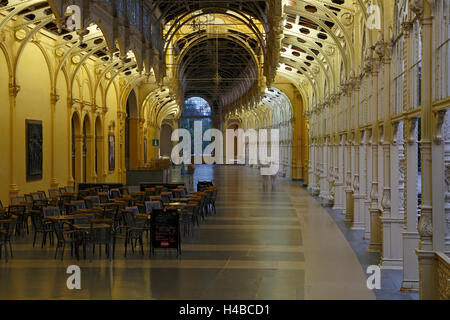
(71, 200, 87, 211)
(131, 192, 145, 205)
(111, 210, 127, 259)
(86, 223, 113, 262)
(160, 192, 173, 204)
(84, 196, 101, 209)
(31, 213, 53, 248)
(187, 199, 202, 226)
(172, 189, 183, 199)
(78, 189, 90, 200)
(8, 205, 27, 236)
(48, 189, 61, 207)
(120, 187, 130, 196)
(98, 192, 110, 204)
(43, 206, 61, 218)
(10, 196, 25, 206)
(0, 220, 13, 262)
(31, 192, 48, 208)
(125, 206, 139, 218)
(53, 221, 80, 261)
(145, 188, 157, 198)
(210, 187, 218, 215)
(146, 201, 162, 211)
(122, 210, 145, 257)
(110, 189, 121, 199)
(137, 203, 153, 240)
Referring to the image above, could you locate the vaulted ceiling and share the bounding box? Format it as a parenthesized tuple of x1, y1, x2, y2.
(156, 0, 369, 116)
(158, 0, 282, 115)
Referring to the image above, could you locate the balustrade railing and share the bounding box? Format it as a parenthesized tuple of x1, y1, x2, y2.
(436, 252, 450, 300)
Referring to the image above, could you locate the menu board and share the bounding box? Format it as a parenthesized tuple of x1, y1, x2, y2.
(150, 208, 181, 256)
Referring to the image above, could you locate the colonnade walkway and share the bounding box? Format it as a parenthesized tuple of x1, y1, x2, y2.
(0, 165, 380, 299)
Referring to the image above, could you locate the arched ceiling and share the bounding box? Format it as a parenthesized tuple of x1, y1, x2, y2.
(159, 1, 282, 115)
(158, 0, 270, 31)
(156, 0, 373, 118)
(276, 0, 373, 107)
(178, 37, 257, 110)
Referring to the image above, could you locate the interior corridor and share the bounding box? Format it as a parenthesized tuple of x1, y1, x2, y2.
(0, 165, 382, 300)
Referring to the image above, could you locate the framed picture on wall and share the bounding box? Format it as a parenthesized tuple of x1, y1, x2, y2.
(108, 133, 115, 171)
(26, 120, 43, 181)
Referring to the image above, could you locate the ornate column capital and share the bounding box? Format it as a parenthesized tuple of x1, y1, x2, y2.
(433, 109, 448, 145)
(364, 48, 373, 74)
(50, 91, 60, 105)
(9, 83, 20, 97)
(409, 0, 424, 22)
(407, 117, 419, 145)
(401, 21, 413, 38)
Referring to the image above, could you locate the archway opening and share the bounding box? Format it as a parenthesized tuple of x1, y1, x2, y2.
(82, 115, 91, 183)
(95, 117, 103, 182)
(71, 113, 81, 184)
(179, 97, 213, 161)
(125, 90, 139, 170)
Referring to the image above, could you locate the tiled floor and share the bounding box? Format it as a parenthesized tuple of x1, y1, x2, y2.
(0, 165, 377, 300)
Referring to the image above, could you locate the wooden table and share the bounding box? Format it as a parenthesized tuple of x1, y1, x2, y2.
(46, 214, 95, 222)
(73, 223, 111, 230)
(164, 202, 187, 207)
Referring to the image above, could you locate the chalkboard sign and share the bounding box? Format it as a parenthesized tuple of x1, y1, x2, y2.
(150, 208, 181, 256)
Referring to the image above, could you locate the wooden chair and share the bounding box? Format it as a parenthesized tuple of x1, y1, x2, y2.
(110, 189, 121, 199)
(84, 196, 101, 209)
(0, 220, 13, 262)
(42, 206, 61, 218)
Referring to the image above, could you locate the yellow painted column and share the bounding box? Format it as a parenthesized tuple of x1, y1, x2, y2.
(85, 134, 94, 182)
(49, 90, 59, 188)
(119, 112, 127, 184)
(138, 118, 145, 167)
(8, 81, 20, 198)
(73, 134, 83, 185)
(96, 135, 104, 183)
(416, 3, 436, 300)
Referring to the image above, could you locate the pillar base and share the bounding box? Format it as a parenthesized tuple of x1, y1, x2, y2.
(367, 208, 382, 253)
(332, 183, 345, 210)
(50, 178, 59, 189)
(416, 249, 438, 300)
(400, 281, 419, 292)
(402, 231, 420, 293)
(312, 186, 320, 196)
(380, 215, 405, 270)
(344, 190, 354, 222)
(9, 184, 19, 198)
(380, 258, 403, 270)
(351, 194, 366, 230)
(319, 191, 332, 206)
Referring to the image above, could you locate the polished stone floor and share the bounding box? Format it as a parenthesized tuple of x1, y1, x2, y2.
(0, 165, 377, 300)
